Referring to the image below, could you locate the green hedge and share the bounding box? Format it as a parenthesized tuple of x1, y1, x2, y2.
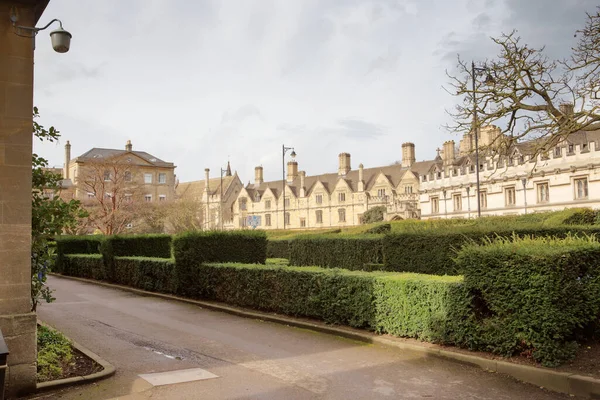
(289, 237, 383, 270)
(452, 236, 600, 366)
(113, 257, 176, 293)
(61, 254, 105, 280)
(104, 235, 172, 258)
(383, 227, 600, 275)
(267, 240, 290, 259)
(190, 263, 465, 336)
(55, 236, 103, 274)
(173, 230, 267, 296)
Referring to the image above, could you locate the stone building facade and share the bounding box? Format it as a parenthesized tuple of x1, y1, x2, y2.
(231, 148, 425, 230)
(419, 127, 600, 218)
(0, 0, 50, 395)
(176, 163, 244, 230)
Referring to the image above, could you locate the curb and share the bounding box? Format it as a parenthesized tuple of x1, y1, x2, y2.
(36, 320, 116, 391)
(50, 273, 600, 398)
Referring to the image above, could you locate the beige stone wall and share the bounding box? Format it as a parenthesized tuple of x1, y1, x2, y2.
(0, 1, 40, 395)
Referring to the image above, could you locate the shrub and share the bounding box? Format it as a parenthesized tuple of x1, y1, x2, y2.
(289, 236, 383, 270)
(54, 236, 103, 274)
(452, 235, 600, 366)
(560, 208, 599, 225)
(364, 223, 391, 235)
(383, 227, 600, 275)
(37, 325, 73, 382)
(267, 240, 290, 259)
(104, 234, 172, 258)
(362, 206, 386, 224)
(173, 230, 267, 296)
(61, 254, 105, 280)
(113, 257, 176, 293)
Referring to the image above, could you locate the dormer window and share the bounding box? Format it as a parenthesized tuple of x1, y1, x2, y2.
(582, 143, 588, 151)
(568, 144, 574, 154)
(254, 193, 260, 202)
(554, 147, 561, 157)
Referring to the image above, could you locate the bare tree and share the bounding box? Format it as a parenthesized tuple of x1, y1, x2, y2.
(163, 199, 204, 233)
(77, 154, 147, 235)
(446, 8, 600, 156)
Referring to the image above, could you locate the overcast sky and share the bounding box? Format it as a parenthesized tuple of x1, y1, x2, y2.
(33, 0, 597, 183)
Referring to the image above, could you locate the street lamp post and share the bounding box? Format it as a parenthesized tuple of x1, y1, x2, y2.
(282, 145, 296, 230)
(521, 178, 528, 215)
(470, 61, 495, 218)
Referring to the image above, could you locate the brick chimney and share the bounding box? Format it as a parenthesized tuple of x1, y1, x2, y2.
(358, 163, 364, 192)
(204, 168, 210, 193)
(64, 140, 71, 179)
(442, 140, 455, 166)
(338, 153, 351, 176)
(287, 160, 298, 182)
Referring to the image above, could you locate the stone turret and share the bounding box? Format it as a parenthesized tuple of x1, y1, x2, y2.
(401, 143, 415, 168)
(338, 153, 351, 175)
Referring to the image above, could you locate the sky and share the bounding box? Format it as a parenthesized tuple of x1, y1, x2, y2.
(33, 0, 598, 183)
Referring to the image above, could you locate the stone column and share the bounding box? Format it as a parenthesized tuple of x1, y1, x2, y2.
(0, 1, 44, 396)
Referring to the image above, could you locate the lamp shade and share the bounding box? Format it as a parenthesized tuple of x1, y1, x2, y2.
(50, 28, 72, 53)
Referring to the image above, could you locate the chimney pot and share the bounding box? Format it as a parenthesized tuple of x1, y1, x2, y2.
(338, 153, 351, 175)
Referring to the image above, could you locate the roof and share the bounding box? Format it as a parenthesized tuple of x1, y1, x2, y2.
(73, 148, 174, 168)
(176, 175, 238, 200)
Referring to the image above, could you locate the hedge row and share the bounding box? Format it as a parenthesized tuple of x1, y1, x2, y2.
(267, 240, 290, 259)
(383, 226, 600, 275)
(289, 237, 383, 270)
(452, 236, 600, 366)
(103, 234, 172, 259)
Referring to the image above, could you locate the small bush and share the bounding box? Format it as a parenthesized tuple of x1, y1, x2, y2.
(37, 325, 73, 382)
(362, 206, 386, 224)
(289, 236, 383, 270)
(453, 235, 600, 366)
(561, 208, 599, 225)
(364, 223, 391, 235)
(267, 240, 290, 259)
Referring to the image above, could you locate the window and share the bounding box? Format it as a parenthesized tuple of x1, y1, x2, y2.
(284, 212, 290, 225)
(254, 193, 260, 202)
(405, 185, 413, 194)
(265, 200, 271, 210)
(431, 197, 439, 214)
(316, 194, 323, 204)
(554, 147, 562, 157)
(377, 188, 386, 197)
(158, 173, 166, 184)
(537, 183, 549, 203)
(453, 193, 462, 211)
(284, 197, 290, 207)
(159, 195, 166, 202)
(338, 192, 346, 202)
(436, 171, 442, 179)
(453, 168, 458, 176)
(479, 191, 487, 209)
(575, 177, 589, 199)
(568, 144, 574, 154)
(144, 194, 152, 202)
(300, 218, 306, 227)
(124, 171, 132, 182)
(87, 192, 94, 199)
(505, 187, 516, 206)
(265, 214, 271, 226)
(104, 170, 110, 181)
(240, 197, 247, 211)
(469, 165, 475, 173)
(144, 173, 153, 184)
(316, 210, 323, 223)
(583, 143, 589, 151)
(338, 208, 346, 222)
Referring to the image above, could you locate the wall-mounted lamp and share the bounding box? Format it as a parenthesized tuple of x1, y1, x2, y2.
(10, 11, 72, 53)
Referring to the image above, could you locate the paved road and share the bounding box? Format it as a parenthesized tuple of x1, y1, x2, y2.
(30, 276, 572, 400)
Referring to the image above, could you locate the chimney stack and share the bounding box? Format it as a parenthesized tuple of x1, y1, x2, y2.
(442, 140, 456, 166)
(126, 140, 132, 152)
(358, 163, 364, 192)
(287, 160, 298, 182)
(255, 166, 264, 186)
(64, 140, 71, 179)
(401, 143, 415, 168)
(338, 153, 351, 176)
(299, 171, 306, 197)
(204, 168, 210, 192)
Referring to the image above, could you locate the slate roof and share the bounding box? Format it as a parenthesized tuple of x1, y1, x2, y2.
(73, 148, 174, 168)
(176, 175, 238, 199)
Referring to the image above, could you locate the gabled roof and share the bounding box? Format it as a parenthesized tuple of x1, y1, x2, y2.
(74, 148, 174, 168)
(177, 175, 239, 200)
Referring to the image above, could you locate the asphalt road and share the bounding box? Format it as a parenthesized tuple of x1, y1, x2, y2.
(29, 275, 572, 400)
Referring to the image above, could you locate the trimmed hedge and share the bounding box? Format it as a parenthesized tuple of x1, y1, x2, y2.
(55, 236, 102, 258)
(383, 227, 600, 275)
(105, 235, 172, 258)
(267, 240, 290, 259)
(173, 230, 267, 296)
(192, 263, 465, 336)
(113, 257, 176, 293)
(452, 236, 600, 366)
(61, 254, 105, 280)
(289, 237, 383, 270)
